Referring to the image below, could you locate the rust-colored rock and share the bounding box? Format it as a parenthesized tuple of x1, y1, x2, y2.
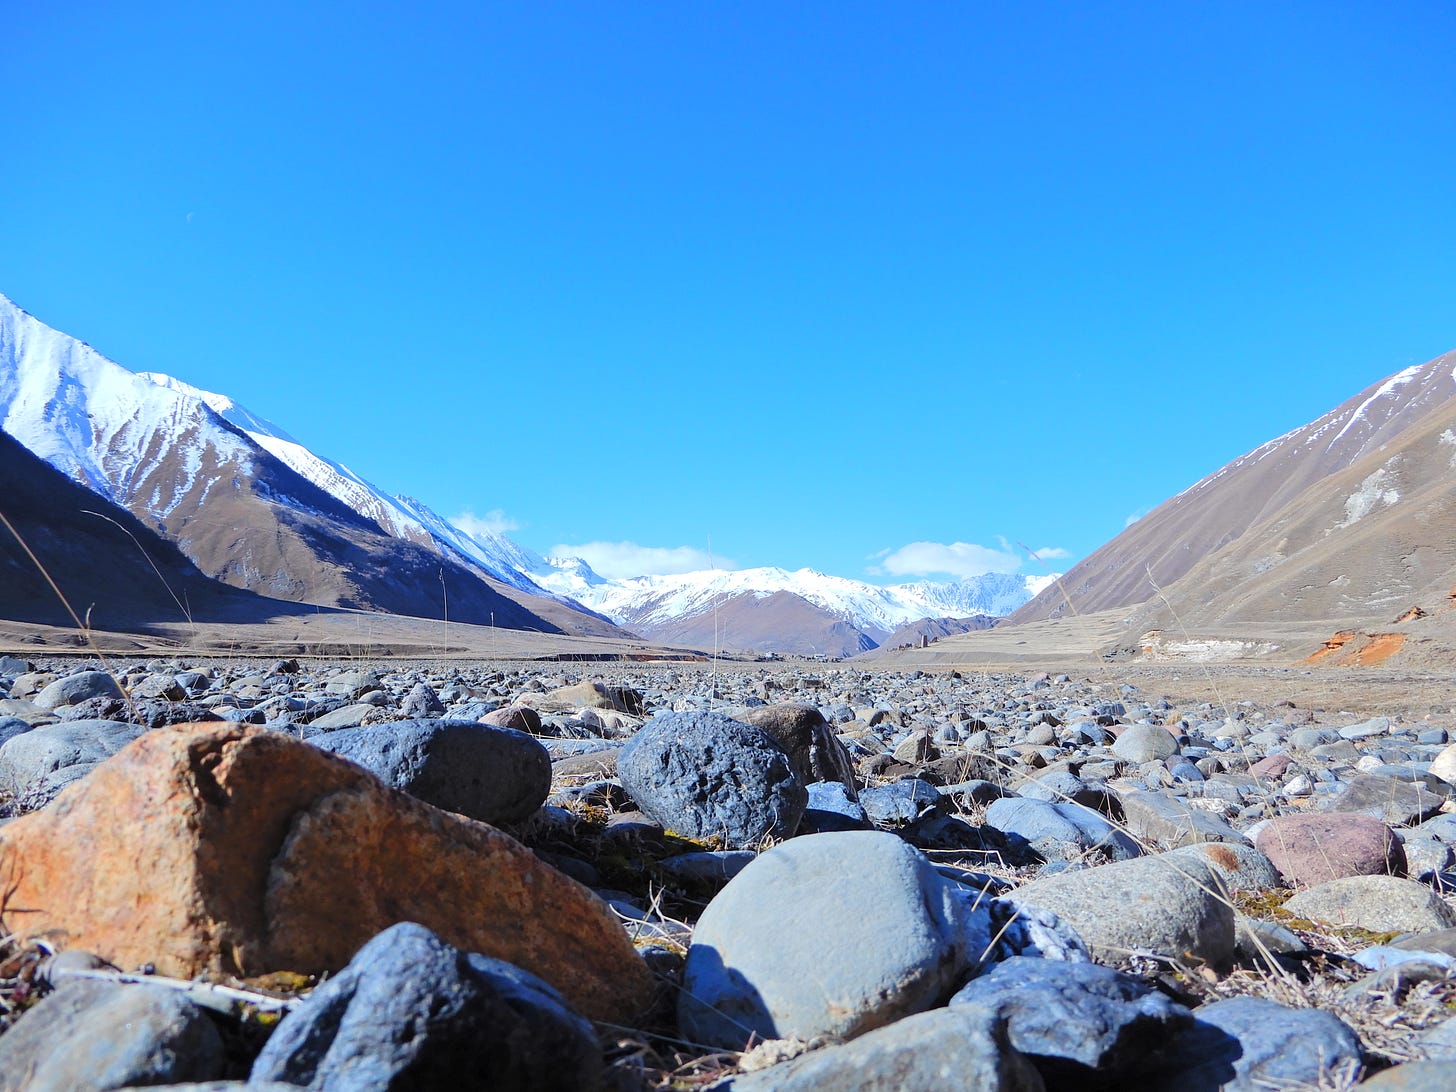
(1255, 812, 1406, 888)
(0, 724, 652, 1021)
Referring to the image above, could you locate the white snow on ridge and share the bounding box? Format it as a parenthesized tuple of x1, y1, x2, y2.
(0, 293, 258, 510)
(537, 564, 1049, 635)
(135, 372, 569, 601)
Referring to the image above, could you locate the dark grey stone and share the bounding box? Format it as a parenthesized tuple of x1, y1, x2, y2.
(950, 956, 1192, 1087)
(715, 1005, 1044, 1091)
(617, 711, 806, 848)
(859, 778, 942, 824)
(311, 719, 550, 824)
(798, 779, 871, 833)
(1144, 996, 1362, 1090)
(250, 922, 602, 1091)
(1318, 774, 1448, 826)
(0, 979, 225, 1092)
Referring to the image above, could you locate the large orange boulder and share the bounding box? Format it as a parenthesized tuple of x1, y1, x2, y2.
(0, 724, 652, 1021)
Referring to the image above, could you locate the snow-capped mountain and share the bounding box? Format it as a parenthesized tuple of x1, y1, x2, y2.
(135, 371, 563, 601)
(0, 290, 1055, 653)
(0, 292, 570, 631)
(542, 565, 1044, 639)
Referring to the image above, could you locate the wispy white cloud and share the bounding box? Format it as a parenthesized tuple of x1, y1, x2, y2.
(1124, 509, 1148, 528)
(449, 508, 520, 537)
(870, 539, 1071, 580)
(549, 541, 733, 580)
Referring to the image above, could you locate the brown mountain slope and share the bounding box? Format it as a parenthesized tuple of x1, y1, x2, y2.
(1012, 350, 1456, 633)
(0, 428, 285, 630)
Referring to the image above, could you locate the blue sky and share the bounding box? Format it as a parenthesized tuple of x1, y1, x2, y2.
(5, 3, 1454, 583)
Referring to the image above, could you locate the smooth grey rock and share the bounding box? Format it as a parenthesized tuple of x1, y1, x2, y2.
(311, 719, 550, 824)
(1283, 875, 1456, 934)
(949, 956, 1193, 1087)
(680, 830, 1069, 1049)
(305, 703, 377, 730)
(0, 719, 144, 803)
(1111, 724, 1178, 763)
(1010, 852, 1235, 967)
(0, 716, 30, 749)
(1117, 789, 1249, 848)
(714, 1004, 1045, 1092)
(323, 668, 382, 698)
(251, 922, 602, 1091)
(1161, 842, 1282, 893)
(400, 681, 446, 718)
(32, 670, 125, 710)
(1416, 1015, 1456, 1060)
(618, 711, 806, 847)
(986, 797, 1141, 862)
(1359, 1061, 1456, 1089)
(0, 979, 225, 1092)
(1145, 996, 1361, 1090)
(1318, 773, 1447, 826)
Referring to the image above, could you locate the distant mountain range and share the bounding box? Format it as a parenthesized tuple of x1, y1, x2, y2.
(1010, 349, 1456, 663)
(0, 292, 1048, 654)
(531, 565, 1047, 657)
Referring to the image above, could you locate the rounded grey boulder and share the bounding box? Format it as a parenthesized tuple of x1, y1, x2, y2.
(310, 719, 551, 824)
(1009, 851, 1235, 968)
(0, 719, 146, 805)
(618, 710, 806, 847)
(679, 830, 996, 1048)
(32, 670, 126, 711)
(0, 979, 225, 1091)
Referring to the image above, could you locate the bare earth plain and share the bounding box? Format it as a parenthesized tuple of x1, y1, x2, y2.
(3, 605, 1452, 723)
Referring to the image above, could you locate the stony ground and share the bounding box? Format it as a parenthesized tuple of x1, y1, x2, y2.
(3, 653, 1456, 1089)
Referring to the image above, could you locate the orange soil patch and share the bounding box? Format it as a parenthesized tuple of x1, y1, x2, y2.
(1393, 605, 1428, 624)
(1300, 630, 1406, 667)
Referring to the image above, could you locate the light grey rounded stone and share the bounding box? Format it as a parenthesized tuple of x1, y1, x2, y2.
(1162, 842, 1282, 893)
(1110, 724, 1179, 763)
(1009, 851, 1235, 967)
(679, 830, 992, 1048)
(986, 797, 1141, 862)
(0, 980, 225, 1092)
(717, 1004, 1045, 1092)
(0, 719, 144, 802)
(32, 670, 126, 710)
(1282, 875, 1456, 934)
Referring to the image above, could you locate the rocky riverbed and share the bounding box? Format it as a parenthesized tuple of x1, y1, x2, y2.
(2, 654, 1456, 1089)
